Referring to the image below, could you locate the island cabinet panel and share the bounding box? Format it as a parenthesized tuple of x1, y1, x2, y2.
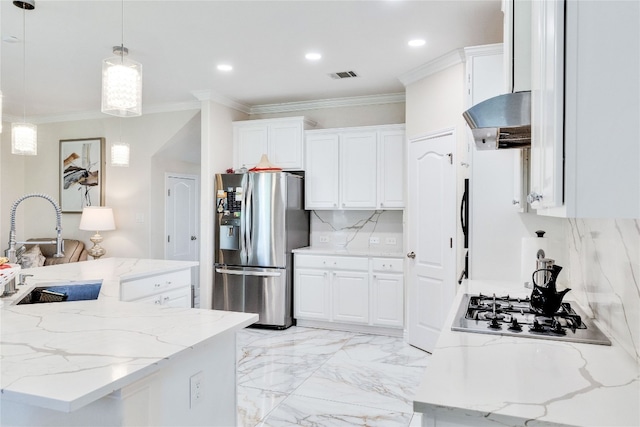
(120, 268, 192, 307)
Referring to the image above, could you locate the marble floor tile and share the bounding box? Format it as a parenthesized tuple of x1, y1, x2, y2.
(292, 357, 425, 413)
(236, 326, 430, 427)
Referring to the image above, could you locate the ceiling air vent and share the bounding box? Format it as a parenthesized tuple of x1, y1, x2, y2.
(329, 71, 359, 79)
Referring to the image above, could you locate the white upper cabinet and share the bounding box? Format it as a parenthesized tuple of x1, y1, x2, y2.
(340, 131, 377, 209)
(378, 130, 405, 209)
(305, 124, 405, 210)
(305, 133, 340, 209)
(233, 117, 311, 170)
(503, 0, 532, 93)
(529, 0, 639, 218)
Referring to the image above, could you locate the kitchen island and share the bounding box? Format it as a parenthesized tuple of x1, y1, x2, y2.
(1, 258, 258, 426)
(413, 280, 640, 427)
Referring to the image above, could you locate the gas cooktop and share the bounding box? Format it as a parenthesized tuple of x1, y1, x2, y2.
(451, 293, 611, 345)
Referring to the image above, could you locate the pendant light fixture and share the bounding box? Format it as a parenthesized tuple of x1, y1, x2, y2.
(110, 119, 130, 167)
(11, 0, 37, 156)
(101, 0, 142, 117)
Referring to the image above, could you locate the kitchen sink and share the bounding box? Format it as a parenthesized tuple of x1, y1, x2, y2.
(17, 281, 102, 305)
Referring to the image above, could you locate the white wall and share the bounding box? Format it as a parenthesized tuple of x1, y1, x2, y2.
(0, 110, 201, 259)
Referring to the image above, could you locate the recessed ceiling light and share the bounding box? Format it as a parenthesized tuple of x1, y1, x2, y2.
(408, 39, 426, 47)
(305, 52, 322, 61)
(217, 64, 233, 72)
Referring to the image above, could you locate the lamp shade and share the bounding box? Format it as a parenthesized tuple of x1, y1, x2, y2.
(101, 55, 142, 117)
(79, 207, 116, 231)
(11, 122, 37, 155)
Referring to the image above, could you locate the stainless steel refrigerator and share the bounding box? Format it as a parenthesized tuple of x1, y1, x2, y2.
(213, 172, 309, 328)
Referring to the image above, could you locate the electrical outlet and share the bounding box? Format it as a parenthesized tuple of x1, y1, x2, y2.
(385, 237, 397, 245)
(190, 371, 203, 408)
(319, 235, 330, 243)
(369, 236, 380, 244)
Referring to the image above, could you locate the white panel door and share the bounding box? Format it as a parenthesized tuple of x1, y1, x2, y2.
(166, 175, 199, 262)
(406, 130, 456, 353)
(269, 121, 303, 170)
(305, 133, 340, 209)
(340, 132, 377, 209)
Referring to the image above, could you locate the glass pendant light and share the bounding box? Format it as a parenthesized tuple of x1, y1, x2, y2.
(110, 118, 130, 167)
(11, 0, 37, 156)
(101, 0, 142, 117)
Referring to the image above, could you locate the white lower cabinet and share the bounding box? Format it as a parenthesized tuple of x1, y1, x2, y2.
(120, 269, 192, 308)
(294, 254, 403, 333)
(332, 271, 369, 324)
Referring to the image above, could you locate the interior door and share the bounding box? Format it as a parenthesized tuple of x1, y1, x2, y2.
(166, 174, 199, 306)
(406, 130, 456, 353)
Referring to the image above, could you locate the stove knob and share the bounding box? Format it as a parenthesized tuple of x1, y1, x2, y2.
(551, 319, 566, 335)
(530, 319, 545, 333)
(508, 318, 522, 331)
(488, 318, 501, 329)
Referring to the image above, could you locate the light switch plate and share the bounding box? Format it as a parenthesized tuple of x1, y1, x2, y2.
(385, 237, 397, 245)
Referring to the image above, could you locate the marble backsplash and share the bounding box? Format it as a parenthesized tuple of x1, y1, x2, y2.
(564, 218, 639, 362)
(309, 210, 403, 253)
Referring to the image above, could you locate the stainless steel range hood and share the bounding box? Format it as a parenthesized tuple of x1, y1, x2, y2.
(463, 91, 531, 150)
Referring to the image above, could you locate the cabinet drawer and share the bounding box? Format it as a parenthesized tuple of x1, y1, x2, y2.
(295, 255, 368, 271)
(371, 258, 403, 273)
(120, 269, 191, 301)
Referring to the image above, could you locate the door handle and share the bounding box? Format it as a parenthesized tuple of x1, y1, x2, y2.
(191, 236, 197, 240)
(407, 251, 416, 259)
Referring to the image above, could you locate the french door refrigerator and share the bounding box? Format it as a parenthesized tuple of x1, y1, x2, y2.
(213, 172, 309, 328)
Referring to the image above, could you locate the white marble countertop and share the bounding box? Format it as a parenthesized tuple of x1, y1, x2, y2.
(0, 258, 258, 413)
(413, 280, 640, 427)
(293, 246, 404, 258)
(0, 257, 199, 306)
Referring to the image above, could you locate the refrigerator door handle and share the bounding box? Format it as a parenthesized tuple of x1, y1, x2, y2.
(215, 268, 282, 277)
(245, 176, 253, 260)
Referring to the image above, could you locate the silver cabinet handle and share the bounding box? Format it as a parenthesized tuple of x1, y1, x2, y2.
(512, 200, 520, 205)
(527, 192, 543, 205)
(407, 252, 416, 259)
(191, 236, 197, 240)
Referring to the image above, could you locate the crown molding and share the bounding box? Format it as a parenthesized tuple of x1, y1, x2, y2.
(463, 43, 504, 59)
(249, 93, 405, 115)
(190, 90, 251, 114)
(398, 49, 466, 87)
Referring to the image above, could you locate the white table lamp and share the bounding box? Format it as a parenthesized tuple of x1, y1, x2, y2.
(79, 207, 116, 259)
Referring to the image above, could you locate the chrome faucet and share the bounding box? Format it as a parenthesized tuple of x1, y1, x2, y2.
(5, 193, 64, 264)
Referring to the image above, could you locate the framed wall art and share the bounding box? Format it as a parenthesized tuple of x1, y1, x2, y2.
(59, 138, 105, 213)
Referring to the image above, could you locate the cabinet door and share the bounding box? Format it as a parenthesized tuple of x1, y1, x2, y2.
(161, 286, 192, 308)
(340, 132, 377, 209)
(529, 0, 564, 210)
(378, 130, 405, 209)
(235, 125, 268, 169)
(371, 273, 403, 328)
(305, 133, 340, 209)
(332, 271, 369, 324)
(269, 121, 303, 170)
(294, 268, 330, 320)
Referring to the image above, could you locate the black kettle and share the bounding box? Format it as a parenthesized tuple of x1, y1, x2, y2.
(530, 264, 571, 315)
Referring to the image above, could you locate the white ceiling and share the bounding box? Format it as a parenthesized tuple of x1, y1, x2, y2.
(1, 0, 503, 121)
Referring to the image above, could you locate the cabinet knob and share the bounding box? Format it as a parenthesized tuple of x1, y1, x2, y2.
(527, 192, 543, 205)
(191, 236, 197, 241)
(512, 200, 520, 205)
(154, 283, 161, 287)
(380, 203, 384, 207)
(407, 251, 416, 259)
